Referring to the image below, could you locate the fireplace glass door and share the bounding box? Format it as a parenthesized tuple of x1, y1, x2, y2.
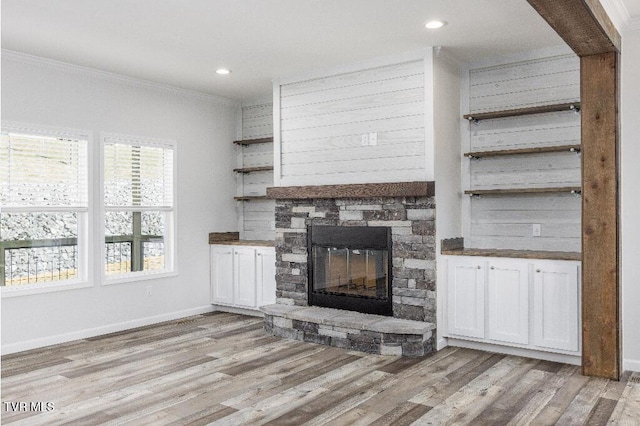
(308, 225, 392, 315)
(312, 247, 388, 299)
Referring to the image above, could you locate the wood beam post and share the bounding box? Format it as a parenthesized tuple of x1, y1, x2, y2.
(526, 0, 621, 379)
(581, 52, 620, 379)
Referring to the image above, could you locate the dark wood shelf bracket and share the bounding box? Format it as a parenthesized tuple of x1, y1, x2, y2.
(465, 186, 582, 197)
(465, 144, 581, 160)
(464, 102, 581, 124)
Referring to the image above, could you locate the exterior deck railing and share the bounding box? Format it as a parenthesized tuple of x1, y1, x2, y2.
(0, 235, 163, 286)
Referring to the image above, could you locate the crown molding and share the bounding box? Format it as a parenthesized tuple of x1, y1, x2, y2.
(599, 0, 632, 31)
(627, 16, 640, 31)
(1, 49, 240, 108)
(241, 95, 273, 108)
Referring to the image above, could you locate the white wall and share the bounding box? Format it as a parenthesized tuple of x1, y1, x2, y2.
(1, 52, 239, 353)
(238, 102, 275, 241)
(433, 49, 463, 349)
(621, 27, 640, 372)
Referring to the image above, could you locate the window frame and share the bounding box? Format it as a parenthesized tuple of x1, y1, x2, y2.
(1, 121, 93, 298)
(100, 133, 177, 285)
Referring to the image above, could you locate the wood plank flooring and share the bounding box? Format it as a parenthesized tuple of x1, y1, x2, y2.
(2, 312, 639, 425)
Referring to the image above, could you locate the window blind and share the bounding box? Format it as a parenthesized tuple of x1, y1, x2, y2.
(0, 132, 88, 209)
(103, 141, 174, 210)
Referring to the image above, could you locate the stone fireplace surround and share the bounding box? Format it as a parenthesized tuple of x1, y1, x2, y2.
(261, 182, 437, 356)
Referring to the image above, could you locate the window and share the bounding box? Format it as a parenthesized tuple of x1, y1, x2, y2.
(102, 134, 175, 281)
(0, 124, 89, 291)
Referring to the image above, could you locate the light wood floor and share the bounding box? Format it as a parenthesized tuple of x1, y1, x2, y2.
(1, 312, 638, 425)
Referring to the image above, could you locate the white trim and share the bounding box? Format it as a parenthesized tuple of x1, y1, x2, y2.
(1, 49, 240, 107)
(241, 96, 274, 108)
(100, 133, 178, 283)
(600, 0, 632, 31)
(103, 270, 178, 286)
(424, 47, 435, 181)
(2, 120, 91, 141)
(272, 82, 282, 186)
(437, 337, 448, 351)
(276, 49, 431, 87)
(0, 305, 215, 355)
(1, 280, 92, 298)
(447, 337, 582, 365)
(1, 121, 94, 297)
(627, 16, 640, 31)
(211, 304, 264, 318)
(101, 132, 177, 149)
(623, 358, 640, 372)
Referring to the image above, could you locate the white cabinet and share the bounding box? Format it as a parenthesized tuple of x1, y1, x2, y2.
(532, 261, 580, 352)
(257, 248, 277, 306)
(447, 257, 485, 339)
(233, 247, 258, 308)
(210, 245, 276, 310)
(445, 256, 580, 355)
(210, 246, 234, 305)
(487, 259, 529, 345)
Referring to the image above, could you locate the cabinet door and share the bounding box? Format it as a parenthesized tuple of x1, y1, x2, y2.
(447, 257, 485, 339)
(210, 246, 234, 305)
(233, 247, 257, 308)
(487, 259, 529, 345)
(532, 261, 579, 352)
(256, 248, 276, 307)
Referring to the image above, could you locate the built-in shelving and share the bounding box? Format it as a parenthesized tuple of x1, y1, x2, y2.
(233, 196, 268, 201)
(465, 187, 581, 196)
(233, 137, 274, 146)
(465, 144, 581, 159)
(233, 166, 274, 173)
(463, 102, 580, 122)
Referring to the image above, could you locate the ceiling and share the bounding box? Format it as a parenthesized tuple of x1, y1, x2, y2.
(1, 0, 638, 103)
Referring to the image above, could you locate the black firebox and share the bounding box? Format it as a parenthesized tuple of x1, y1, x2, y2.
(308, 225, 392, 316)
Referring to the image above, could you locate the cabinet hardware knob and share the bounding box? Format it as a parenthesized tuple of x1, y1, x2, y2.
(477, 265, 481, 269)
(490, 266, 495, 270)
(536, 269, 541, 273)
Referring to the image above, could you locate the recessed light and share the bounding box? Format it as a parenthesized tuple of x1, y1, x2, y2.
(425, 20, 446, 29)
(216, 68, 231, 75)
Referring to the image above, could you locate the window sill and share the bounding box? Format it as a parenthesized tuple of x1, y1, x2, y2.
(102, 270, 178, 286)
(1, 279, 92, 298)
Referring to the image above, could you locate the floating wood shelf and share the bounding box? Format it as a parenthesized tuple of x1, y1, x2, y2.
(233, 196, 269, 201)
(441, 247, 581, 261)
(266, 181, 435, 200)
(465, 186, 581, 196)
(463, 102, 581, 122)
(233, 137, 274, 146)
(465, 144, 581, 159)
(233, 166, 274, 173)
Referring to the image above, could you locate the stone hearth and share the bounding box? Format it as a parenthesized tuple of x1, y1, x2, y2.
(264, 182, 437, 356)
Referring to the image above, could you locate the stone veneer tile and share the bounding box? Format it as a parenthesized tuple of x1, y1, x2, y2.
(273, 195, 436, 325)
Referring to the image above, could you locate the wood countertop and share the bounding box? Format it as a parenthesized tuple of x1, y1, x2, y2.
(210, 240, 275, 247)
(441, 247, 581, 261)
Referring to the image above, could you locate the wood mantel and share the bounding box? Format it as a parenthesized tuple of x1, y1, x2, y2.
(266, 181, 435, 200)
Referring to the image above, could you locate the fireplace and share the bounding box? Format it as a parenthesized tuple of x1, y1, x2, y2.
(308, 225, 392, 316)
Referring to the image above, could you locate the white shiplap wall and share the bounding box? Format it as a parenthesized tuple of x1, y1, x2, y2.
(466, 54, 581, 252)
(276, 60, 427, 186)
(239, 103, 275, 241)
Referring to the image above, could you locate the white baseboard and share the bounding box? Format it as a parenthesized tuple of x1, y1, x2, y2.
(1, 305, 216, 355)
(623, 358, 640, 372)
(211, 304, 264, 318)
(447, 338, 582, 366)
(437, 337, 448, 351)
